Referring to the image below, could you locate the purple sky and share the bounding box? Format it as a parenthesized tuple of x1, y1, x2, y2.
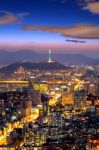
(0, 0, 99, 56)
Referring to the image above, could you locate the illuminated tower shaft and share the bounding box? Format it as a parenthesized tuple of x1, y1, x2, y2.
(48, 49, 52, 63)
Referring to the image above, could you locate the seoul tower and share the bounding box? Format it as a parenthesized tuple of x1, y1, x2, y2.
(48, 49, 52, 63)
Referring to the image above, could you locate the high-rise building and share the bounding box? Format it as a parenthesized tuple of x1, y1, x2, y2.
(28, 89, 41, 106)
(20, 97, 32, 117)
(24, 127, 46, 148)
(74, 90, 87, 110)
(41, 93, 50, 116)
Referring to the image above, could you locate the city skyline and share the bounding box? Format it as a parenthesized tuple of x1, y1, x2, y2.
(0, 0, 99, 56)
(0, 1, 99, 149)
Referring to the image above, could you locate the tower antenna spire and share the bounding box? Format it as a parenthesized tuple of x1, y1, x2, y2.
(48, 49, 52, 63)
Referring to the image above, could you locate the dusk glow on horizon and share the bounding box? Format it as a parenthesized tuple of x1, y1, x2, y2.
(0, 0, 99, 56)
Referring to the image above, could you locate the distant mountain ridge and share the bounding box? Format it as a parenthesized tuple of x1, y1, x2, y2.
(0, 50, 98, 65)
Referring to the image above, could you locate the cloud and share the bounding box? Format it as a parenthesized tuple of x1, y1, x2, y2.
(77, 0, 96, 5)
(83, 2, 99, 14)
(16, 12, 29, 18)
(51, 0, 96, 5)
(22, 24, 99, 39)
(0, 10, 28, 24)
(66, 39, 86, 43)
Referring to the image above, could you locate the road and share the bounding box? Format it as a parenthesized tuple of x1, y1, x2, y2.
(0, 107, 40, 145)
